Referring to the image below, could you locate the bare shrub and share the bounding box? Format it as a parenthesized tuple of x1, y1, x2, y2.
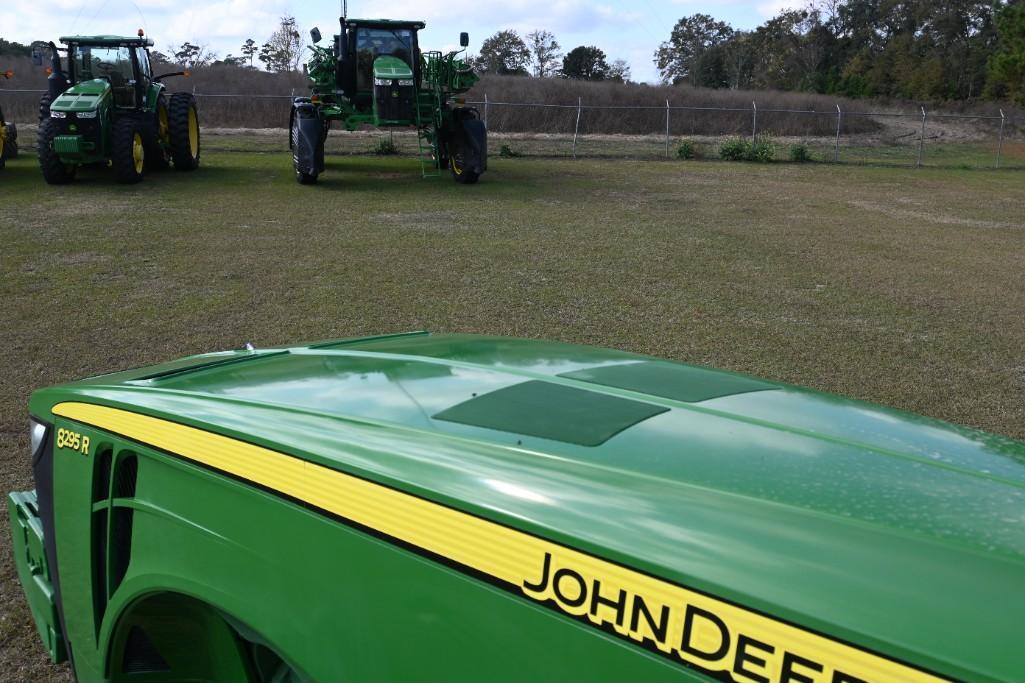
(466, 75, 886, 136)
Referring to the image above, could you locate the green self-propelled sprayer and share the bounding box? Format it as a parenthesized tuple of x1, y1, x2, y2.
(290, 15, 487, 184)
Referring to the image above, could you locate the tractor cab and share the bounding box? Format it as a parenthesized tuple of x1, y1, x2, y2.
(60, 36, 155, 109)
(33, 34, 163, 116)
(332, 19, 425, 120)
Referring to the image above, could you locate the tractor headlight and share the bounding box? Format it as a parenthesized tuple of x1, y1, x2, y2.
(398, 79, 414, 87)
(30, 418, 48, 461)
(50, 111, 66, 119)
(374, 78, 393, 86)
(77, 111, 97, 119)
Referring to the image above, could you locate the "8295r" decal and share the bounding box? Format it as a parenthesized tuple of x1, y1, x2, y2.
(56, 427, 90, 455)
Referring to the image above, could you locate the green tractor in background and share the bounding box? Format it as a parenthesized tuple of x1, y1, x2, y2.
(291, 15, 487, 184)
(0, 68, 18, 168)
(32, 33, 200, 184)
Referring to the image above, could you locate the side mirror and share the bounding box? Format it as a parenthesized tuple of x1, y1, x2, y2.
(31, 48, 43, 66)
(310, 27, 322, 44)
(460, 32, 469, 48)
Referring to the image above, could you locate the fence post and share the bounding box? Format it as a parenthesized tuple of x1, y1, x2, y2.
(751, 101, 757, 142)
(834, 104, 842, 163)
(996, 109, 1005, 169)
(484, 93, 489, 129)
(665, 99, 671, 158)
(573, 97, 582, 159)
(916, 106, 926, 168)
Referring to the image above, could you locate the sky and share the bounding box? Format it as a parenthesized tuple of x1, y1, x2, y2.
(11, 0, 802, 83)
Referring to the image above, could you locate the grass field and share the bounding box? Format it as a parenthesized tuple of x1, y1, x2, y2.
(2, 143, 1025, 680)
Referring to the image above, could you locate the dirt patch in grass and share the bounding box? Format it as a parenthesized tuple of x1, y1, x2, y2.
(848, 199, 1019, 229)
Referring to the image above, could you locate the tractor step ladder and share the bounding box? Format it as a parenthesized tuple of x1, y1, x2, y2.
(415, 129, 440, 178)
(415, 90, 440, 178)
(415, 55, 446, 179)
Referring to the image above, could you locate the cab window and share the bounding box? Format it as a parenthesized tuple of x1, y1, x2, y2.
(72, 45, 136, 106)
(136, 48, 152, 80)
(72, 45, 134, 83)
(355, 27, 413, 90)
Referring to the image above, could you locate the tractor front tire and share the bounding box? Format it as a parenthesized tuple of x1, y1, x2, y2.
(112, 117, 146, 184)
(37, 118, 76, 185)
(290, 107, 319, 185)
(2, 123, 18, 159)
(168, 93, 200, 171)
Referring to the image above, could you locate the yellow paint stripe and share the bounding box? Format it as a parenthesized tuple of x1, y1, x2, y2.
(53, 402, 947, 683)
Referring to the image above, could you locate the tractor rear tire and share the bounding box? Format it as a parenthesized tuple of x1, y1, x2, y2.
(37, 118, 76, 185)
(112, 117, 146, 184)
(448, 139, 480, 185)
(435, 137, 450, 170)
(3, 123, 18, 159)
(447, 114, 483, 185)
(143, 96, 170, 171)
(168, 92, 200, 171)
(39, 94, 52, 121)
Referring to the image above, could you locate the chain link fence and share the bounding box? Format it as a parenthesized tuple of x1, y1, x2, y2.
(3, 87, 1023, 169)
(472, 96, 1023, 169)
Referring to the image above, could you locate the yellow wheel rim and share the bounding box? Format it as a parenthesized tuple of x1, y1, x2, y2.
(188, 107, 199, 158)
(451, 152, 463, 175)
(158, 105, 170, 143)
(132, 132, 144, 174)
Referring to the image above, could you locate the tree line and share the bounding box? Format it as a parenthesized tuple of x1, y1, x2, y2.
(150, 16, 304, 72)
(469, 29, 631, 82)
(656, 0, 1025, 104)
(0, 16, 306, 72)
(156, 22, 634, 82)
(3, 3, 1022, 104)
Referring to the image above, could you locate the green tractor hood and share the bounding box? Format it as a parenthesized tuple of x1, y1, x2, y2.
(23, 333, 1025, 681)
(373, 55, 413, 80)
(50, 79, 109, 113)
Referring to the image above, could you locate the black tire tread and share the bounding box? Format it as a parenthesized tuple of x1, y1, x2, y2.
(37, 118, 76, 184)
(167, 92, 200, 171)
(2, 122, 17, 159)
(448, 114, 483, 185)
(291, 108, 319, 184)
(112, 117, 144, 184)
(142, 96, 169, 171)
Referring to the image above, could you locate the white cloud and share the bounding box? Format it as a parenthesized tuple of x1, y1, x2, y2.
(756, 0, 804, 18)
